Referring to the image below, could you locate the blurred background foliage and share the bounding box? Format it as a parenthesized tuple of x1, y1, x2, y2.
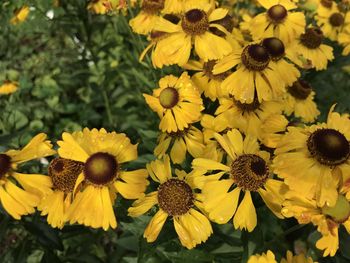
(0, 0, 349, 262)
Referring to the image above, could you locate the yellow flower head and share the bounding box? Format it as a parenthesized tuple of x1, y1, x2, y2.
(281, 250, 315, 263)
(283, 79, 320, 123)
(87, 0, 108, 14)
(248, 250, 277, 263)
(0, 134, 55, 219)
(57, 128, 149, 230)
(192, 129, 287, 232)
(38, 158, 84, 229)
(10, 5, 30, 25)
(273, 105, 350, 207)
(0, 81, 18, 95)
(154, 125, 205, 164)
(143, 72, 203, 133)
(338, 26, 350, 56)
(150, 3, 233, 67)
(286, 27, 334, 71)
(249, 0, 306, 44)
(128, 156, 213, 249)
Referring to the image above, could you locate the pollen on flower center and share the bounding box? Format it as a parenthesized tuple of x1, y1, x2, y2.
(241, 44, 270, 71)
(329, 13, 345, 27)
(159, 87, 179, 109)
(49, 158, 84, 193)
(0, 154, 11, 180)
(231, 154, 269, 191)
(157, 179, 194, 216)
(181, 9, 209, 35)
(287, 80, 312, 100)
(83, 152, 118, 185)
(300, 28, 324, 49)
(322, 195, 350, 223)
(234, 96, 261, 112)
(267, 4, 288, 23)
(307, 129, 350, 166)
(141, 0, 165, 14)
(262, 37, 285, 61)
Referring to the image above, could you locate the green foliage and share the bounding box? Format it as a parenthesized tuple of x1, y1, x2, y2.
(0, 0, 350, 262)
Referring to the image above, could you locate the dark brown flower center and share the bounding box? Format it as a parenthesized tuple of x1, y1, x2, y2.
(157, 179, 194, 216)
(49, 158, 84, 193)
(262, 37, 285, 61)
(267, 4, 288, 23)
(329, 13, 345, 27)
(320, 0, 333, 8)
(141, 0, 165, 14)
(0, 154, 11, 180)
(287, 80, 312, 100)
(203, 60, 229, 80)
(159, 87, 179, 109)
(241, 44, 270, 71)
(83, 152, 118, 185)
(300, 28, 324, 49)
(181, 9, 209, 35)
(233, 96, 261, 112)
(231, 154, 269, 191)
(307, 129, 350, 166)
(210, 14, 234, 37)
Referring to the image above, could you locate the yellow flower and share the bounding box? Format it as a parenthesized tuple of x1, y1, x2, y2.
(248, 250, 277, 263)
(260, 114, 289, 148)
(163, 0, 211, 14)
(10, 5, 30, 25)
(128, 156, 213, 249)
(215, 96, 284, 137)
(213, 43, 286, 103)
(0, 81, 18, 95)
(281, 250, 315, 263)
(283, 79, 320, 123)
(282, 190, 350, 257)
(315, 3, 350, 41)
(154, 125, 205, 164)
(87, 0, 108, 14)
(192, 129, 287, 232)
(273, 105, 350, 207)
(151, 3, 233, 67)
(184, 59, 232, 101)
(58, 128, 149, 230)
(338, 27, 350, 56)
(249, 0, 306, 44)
(200, 113, 231, 143)
(129, 0, 165, 35)
(143, 73, 203, 133)
(0, 134, 55, 219)
(38, 158, 84, 229)
(286, 27, 334, 71)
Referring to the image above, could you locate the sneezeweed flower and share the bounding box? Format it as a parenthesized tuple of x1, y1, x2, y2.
(273, 106, 350, 207)
(286, 27, 334, 71)
(192, 129, 286, 232)
(283, 79, 320, 123)
(154, 125, 205, 164)
(143, 73, 203, 133)
(338, 27, 350, 55)
(282, 188, 350, 257)
(248, 250, 315, 263)
(10, 5, 30, 25)
(201, 114, 231, 143)
(184, 60, 231, 101)
(152, 3, 233, 67)
(129, 0, 165, 35)
(38, 158, 84, 229)
(261, 37, 300, 87)
(0, 80, 18, 95)
(215, 96, 284, 137)
(0, 134, 55, 219)
(58, 128, 148, 230)
(213, 43, 285, 103)
(162, 0, 211, 14)
(315, 2, 350, 41)
(249, 0, 306, 44)
(128, 156, 213, 249)
(87, 0, 108, 14)
(280, 251, 315, 263)
(260, 114, 289, 149)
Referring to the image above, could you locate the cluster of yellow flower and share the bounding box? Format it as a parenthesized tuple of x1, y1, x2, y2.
(127, 0, 350, 258)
